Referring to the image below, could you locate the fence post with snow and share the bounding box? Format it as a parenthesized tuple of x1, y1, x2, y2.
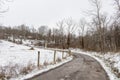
(54, 50, 56, 64)
(62, 50, 64, 59)
(37, 51, 40, 68)
(36, 49, 72, 67)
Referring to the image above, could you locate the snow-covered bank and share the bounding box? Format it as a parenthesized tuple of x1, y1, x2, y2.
(19, 57, 72, 80)
(72, 49, 120, 80)
(0, 40, 72, 80)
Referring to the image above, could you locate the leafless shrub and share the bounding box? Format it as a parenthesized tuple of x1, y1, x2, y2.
(0, 62, 36, 79)
(29, 47, 34, 50)
(43, 61, 49, 67)
(20, 62, 36, 75)
(56, 57, 62, 63)
(49, 62, 54, 65)
(112, 67, 120, 78)
(0, 63, 19, 79)
(105, 58, 120, 78)
(118, 73, 120, 78)
(0, 67, 5, 79)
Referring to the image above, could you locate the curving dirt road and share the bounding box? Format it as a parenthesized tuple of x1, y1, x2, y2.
(26, 53, 109, 80)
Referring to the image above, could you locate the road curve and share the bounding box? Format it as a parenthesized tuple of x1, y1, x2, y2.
(26, 53, 109, 80)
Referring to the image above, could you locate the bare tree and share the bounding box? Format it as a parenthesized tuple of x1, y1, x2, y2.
(47, 28, 52, 42)
(56, 19, 65, 48)
(38, 26, 48, 36)
(112, 0, 120, 51)
(88, 0, 105, 53)
(78, 18, 86, 49)
(0, 0, 12, 14)
(65, 18, 77, 49)
(113, 0, 120, 19)
(52, 28, 59, 46)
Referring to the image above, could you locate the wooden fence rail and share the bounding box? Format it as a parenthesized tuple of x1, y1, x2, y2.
(37, 49, 72, 68)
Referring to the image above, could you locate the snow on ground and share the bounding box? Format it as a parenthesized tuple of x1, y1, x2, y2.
(20, 57, 72, 80)
(0, 40, 72, 80)
(103, 53, 120, 73)
(72, 49, 120, 80)
(1, 40, 119, 80)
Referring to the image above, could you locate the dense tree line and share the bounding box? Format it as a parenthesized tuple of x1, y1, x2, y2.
(0, 0, 120, 53)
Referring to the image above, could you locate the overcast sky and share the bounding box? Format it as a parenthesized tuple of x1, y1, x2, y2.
(0, 0, 114, 28)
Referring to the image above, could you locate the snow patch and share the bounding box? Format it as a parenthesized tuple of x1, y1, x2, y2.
(72, 49, 120, 80)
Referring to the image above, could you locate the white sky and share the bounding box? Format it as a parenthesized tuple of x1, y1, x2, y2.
(0, 0, 115, 28)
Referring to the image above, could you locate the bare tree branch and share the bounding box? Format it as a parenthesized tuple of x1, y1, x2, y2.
(0, 0, 12, 14)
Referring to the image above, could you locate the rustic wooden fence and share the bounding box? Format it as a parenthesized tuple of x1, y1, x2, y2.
(37, 49, 72, 68)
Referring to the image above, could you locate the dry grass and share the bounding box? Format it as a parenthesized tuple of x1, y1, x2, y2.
(20, 62, 36, 75)
(0, 62, 36, 80)
(29, 47, 34, 50)
(112, 67, 120, 78)
(56, 57, 62, 63)
(0, 63, 19, 79)
(43, 61, 49, 67)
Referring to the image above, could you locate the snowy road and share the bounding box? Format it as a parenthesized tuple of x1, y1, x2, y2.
(26, 53, 110, 80)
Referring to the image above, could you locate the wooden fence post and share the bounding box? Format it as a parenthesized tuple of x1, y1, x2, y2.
(37, 51, 40, 68)
(62, 50, 64, 59)
(54, 50, 56, 64)
(68, 50, 71, 56)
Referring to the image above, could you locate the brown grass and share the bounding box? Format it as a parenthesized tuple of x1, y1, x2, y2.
(56, 57, 62, 63)
(29, 47, 34, 50)
(0, 62, 36, 80)
(43, 61, 49, 67)
(20, 62, 36, 75)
